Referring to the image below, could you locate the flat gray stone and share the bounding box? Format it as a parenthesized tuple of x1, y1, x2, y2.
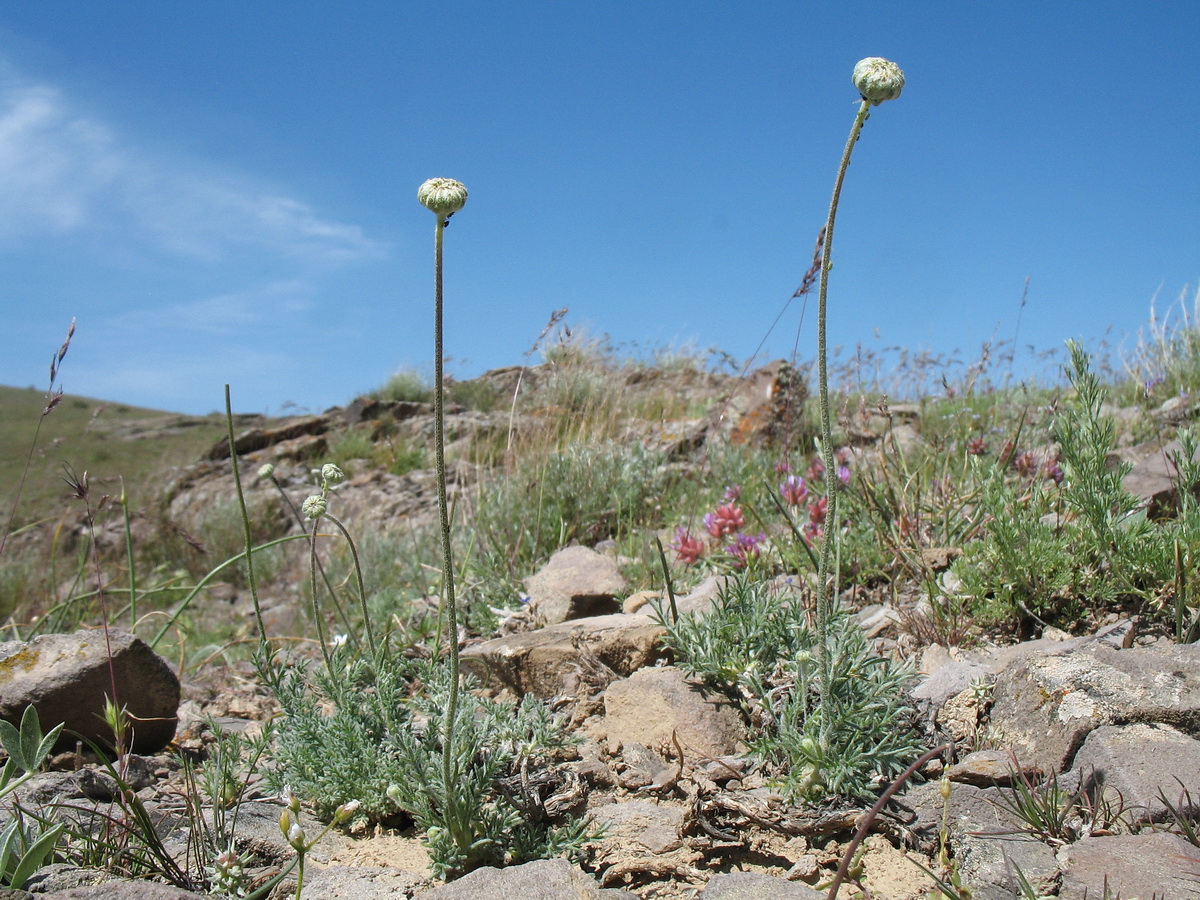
(1057, 833, 1200, 899)
(298, 865, 421, 898)
(41, 881, 203, 898)
(986, 643, 1200, 773)
(905, 781, 1059, 900)
(417, 858, 635, 899)
(1071, 722, 1200, 823)
(588, 800, 686, 856)
(696, 871, 822, 899)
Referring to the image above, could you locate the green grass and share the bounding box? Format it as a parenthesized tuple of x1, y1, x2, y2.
(0, 385, 247, 531)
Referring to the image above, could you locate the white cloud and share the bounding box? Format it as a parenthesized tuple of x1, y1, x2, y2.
(0, 72, 383, 263)
(117, 279, 317, 336)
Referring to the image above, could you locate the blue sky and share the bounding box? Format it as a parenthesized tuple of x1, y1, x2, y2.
(1, 2, 1196, 415)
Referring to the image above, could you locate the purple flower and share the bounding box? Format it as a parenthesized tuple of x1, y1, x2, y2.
(836, 465, 851, 485)
(780, 474, 808, 506)
(723, 484, 743, 502)
(727, 532, 766, 568)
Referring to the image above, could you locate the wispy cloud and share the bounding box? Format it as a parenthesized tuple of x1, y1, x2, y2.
(114, 279, 317, 336)
(0, 71, 383, 263)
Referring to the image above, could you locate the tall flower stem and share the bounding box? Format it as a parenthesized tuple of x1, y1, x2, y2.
(432, 212, 460, 798)
(815, 98, 871, 635)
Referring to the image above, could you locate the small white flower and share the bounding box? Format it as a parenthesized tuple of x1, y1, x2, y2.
(330, 633, 349, 648)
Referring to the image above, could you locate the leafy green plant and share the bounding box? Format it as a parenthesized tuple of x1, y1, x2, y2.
(0, 706, 65, 889)
(266, 647, 593, 879)
(372, 368, 433, 404)
(661, 576, 922, 802)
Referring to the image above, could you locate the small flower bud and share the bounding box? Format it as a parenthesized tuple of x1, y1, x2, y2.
(852, 57, 905, 106)
(257, 463, 275, 481)
(320, 463, 344, 485)
(334, 799, 362, 823)
(386, 784, 403, 805)
(287, 821, 306, 850)
(302, 495, 327, 520)
(418, 178, 468, 223)
(939, 776, 953, 802)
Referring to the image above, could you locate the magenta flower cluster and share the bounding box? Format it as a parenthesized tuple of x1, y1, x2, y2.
(670, 485, 766, 569)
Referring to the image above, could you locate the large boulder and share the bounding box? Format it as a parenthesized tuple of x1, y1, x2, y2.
(0, 630, 179, 754)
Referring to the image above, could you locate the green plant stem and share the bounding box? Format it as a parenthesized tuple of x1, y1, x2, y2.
(147, 534, 308, 649)
(120, 482, 137, 631)
(324, 511, 376, 655)
(293, 851, 305, 900)
(270, 475, 358, 647)
(432, 216, 462, 808)
(224, 386, 268, 649)
(307, 528, 334, 674)
(816, 98, 871, 630)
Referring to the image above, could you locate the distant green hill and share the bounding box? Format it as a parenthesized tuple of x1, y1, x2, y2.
(0, 385, 263, 530)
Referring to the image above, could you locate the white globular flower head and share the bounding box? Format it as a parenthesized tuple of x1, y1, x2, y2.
(852, 57, 905, 106)
(302, 495, 327, 521)
(418, 178, 468, 223)
(256, 463, 275, 481)
(320, 463, 344, 486)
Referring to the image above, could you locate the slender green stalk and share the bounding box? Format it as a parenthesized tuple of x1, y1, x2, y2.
(148, 534, 308, 649)
(307, 527, 334, 674)
(224, 386, 269, 649)
(324, 511, 376, 655)
(816, 98, 872, 632)
(119, 480, 137, 630)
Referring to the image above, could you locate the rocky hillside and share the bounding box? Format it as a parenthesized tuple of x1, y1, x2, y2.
(2, 350, 1200, 899)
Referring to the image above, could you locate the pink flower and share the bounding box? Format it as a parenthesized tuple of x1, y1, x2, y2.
(723, 484, 742, 502)
(727, 532, 766, 568)
(1014, 451, 1038, 478)
(808, 496, 828, 527)
(836, 465, 851, 485)
(670, 528, 705, 565)
(704, 503, 746, 538)
(967, 437, 988, 456)
(1043, 460, 1064, 485)
(806, 457, 825, 482)
(774, 459, 792, 475)
(780, 474, 808, 506)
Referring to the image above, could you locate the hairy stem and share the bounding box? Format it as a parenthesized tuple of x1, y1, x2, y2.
(432, 216, 462, 804)
(816, 99, 871, 633)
